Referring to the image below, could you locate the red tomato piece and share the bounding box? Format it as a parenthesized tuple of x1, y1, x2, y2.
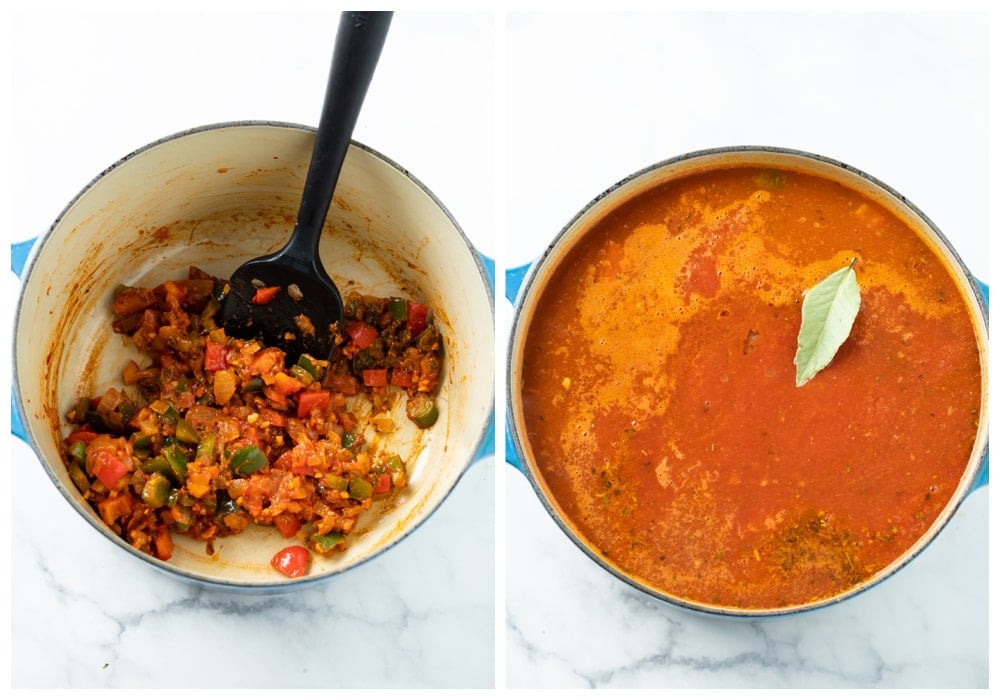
(252, 286, 282, 305)
(204, 340, 229, 371)
(389, 368, 412, 388)
(362, 368, 388, 387)
(271, 545, 310, 578)
(406, 301, 429, 335)
(346, 321, 379, 350)
(93, 451, 130, 489)
(297, 390, 331, 419)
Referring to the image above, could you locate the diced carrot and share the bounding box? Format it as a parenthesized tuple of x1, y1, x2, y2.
(153, 526, 175, 561)
(97, 493, 134, 525)
(252, 286, 282, 305)
(271, 372, 306, 397)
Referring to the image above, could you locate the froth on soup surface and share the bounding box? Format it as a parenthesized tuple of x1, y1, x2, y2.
(519, 166, 982, 610)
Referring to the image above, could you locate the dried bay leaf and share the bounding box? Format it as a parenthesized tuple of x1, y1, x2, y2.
(794, 261, 861, 387)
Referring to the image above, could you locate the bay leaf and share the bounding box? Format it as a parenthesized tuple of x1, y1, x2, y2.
(794, 261, 861, 387)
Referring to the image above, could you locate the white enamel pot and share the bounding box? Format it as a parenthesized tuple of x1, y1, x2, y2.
(13, 121, 494, 590)
(506, 145, 988, 617)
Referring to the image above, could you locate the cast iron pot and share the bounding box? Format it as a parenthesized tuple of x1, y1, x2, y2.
(506, 145, 988, 617)
(13, 121, 495, 591)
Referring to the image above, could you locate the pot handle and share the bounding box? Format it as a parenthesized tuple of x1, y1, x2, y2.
(503, 265, 990, 488)
(10, 238, 36, 443)
(971, 278, 989, 491)
(472, 252, 496, 465)
(504, 262, 533, 475)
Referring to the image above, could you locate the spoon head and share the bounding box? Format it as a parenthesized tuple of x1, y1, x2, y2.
(218, 258, 345, 362)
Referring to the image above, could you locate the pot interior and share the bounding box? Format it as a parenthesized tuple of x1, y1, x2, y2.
(509, 147, 988, 615)
(15, 122, 494, 587)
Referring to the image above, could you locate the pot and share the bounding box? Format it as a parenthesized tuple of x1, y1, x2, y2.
(506, 145, 988, 616)
(13, 121, 494, 590)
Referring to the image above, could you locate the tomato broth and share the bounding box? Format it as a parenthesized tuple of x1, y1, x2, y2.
(518, 166, 983, 610)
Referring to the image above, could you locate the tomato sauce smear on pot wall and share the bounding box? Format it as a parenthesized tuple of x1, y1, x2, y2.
(520, 167, 982, 610)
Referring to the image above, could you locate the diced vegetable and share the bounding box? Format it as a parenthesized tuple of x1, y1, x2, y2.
(67, 430, 99, 445)
(405, 393, 439, 428)
(296, 390, 331, 419)
(213, 368, 237, 405)
(406, 301, 429, 335)
(271, 372, 305, 397)
(162, 444, 189, 482)
(373, 473, 392, 494)
(142, 472, 171, 508)
(348, 477, 373, 501)
(324, 474, 350, 492)
(296, 355, 321, 380)
(175, 418, 200, 445)
(362, 368, 388, 387)
(252, 286, 281, 305)
(68, 440, 88, 465)
(152, 526, 174, 561)
(97, 493, 133, 525)
(204, 340, 229, 371)
(196, 436, 216, 462)
(92, 450, 130, 490)
(273, 512, 301, 538)
(346, 321, 379, 350)
(271, 545, 309, 578)
(229, 445, 267, 475)
(310, 532, 344, 554)
(389, 297, 408, 321)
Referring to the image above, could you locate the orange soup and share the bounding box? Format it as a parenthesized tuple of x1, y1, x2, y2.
(519, 166, 983, 610)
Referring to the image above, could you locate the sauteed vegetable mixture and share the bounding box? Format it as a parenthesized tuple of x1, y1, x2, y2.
(61, 268, 442, 575)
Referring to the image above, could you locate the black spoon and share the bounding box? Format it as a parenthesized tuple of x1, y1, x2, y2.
(218, 11, 392, 362)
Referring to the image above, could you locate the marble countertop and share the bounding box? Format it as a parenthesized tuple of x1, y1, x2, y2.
(7, 7, 992, 691)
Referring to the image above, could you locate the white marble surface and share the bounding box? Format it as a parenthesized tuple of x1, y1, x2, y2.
(503, 11, 990, 689)
(7, 9, 495, 689)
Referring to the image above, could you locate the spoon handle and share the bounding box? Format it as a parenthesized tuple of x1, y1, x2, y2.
(286, 10, 393, 264)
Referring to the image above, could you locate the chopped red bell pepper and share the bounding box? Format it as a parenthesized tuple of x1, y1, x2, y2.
(274, 512, 302, 538)
(346, 321, 379, 350)
(252, 286, 282, 305)
(271, 545, 310, 578)
(373, 473, 392, 494)
(297, 390, 331, 418)
(406, 301, 429, 335)
(93, 451, 130, 489)
(362, 368, 388, 387)
(389, 368, 412, 388)
(204, 340, 229, 371)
